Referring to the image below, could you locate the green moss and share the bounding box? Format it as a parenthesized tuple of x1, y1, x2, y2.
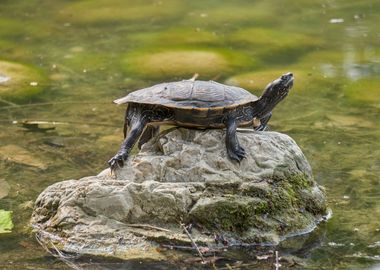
(266, 174, 316, 213)
(225, 68, 321, 94)
(122, 48, 252, 80)
(0, 18, 25, 39)
(61, 50, 110, 73)
(299, 50, 345, 66)
(0, 60, 48, 102)
(343, 78, 380, 105)
(190, 196, 269, 232)
(130, 27, 223, 47)
(59, 0, 184, 24)
(286, 174, 313, 190)
(182, 1, 275, 27)
(227, 27, 323, 59)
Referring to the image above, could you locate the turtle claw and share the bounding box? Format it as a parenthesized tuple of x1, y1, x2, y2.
(228, 146, 246, 162)
(108, 152, 128, 171)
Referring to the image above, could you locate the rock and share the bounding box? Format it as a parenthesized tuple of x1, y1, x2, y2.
(31, 128, 327, 259)
(225, 69, 316, 93)
(0, 179, 10, 199)
(59, 0, 184, 24)
(116, 128, 313, 182)
(227, 28, 322, 58)
(0, 145, 48, 170)
(61, 51, 109, 73)
(183, 2, 274, 26)
(130, 27, 222, 47)
(122, 49, 251, 80)
(343, 78, 380, 105)
(0, 60, 47, 102)
(0, 18, 24, 39)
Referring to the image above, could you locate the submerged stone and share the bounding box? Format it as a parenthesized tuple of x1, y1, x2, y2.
(225, 69, 317, 93)
(228, 28, 322, 58)
(0, 60, 47, 102)
(343, 78, 380, 105)
(122, 49, 250, 80)
(0, 145, 48, 170)
(31, 128, 327, 259)
(59, 0, 184, 24)
(130, 27, 222, 46)
(0, 179, 10, 199)
(299, 50, 379, 80)
(183, 2, 274, 27)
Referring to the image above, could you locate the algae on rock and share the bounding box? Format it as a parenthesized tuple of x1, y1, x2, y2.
(0, 60, 47, 102)
(343, 78, 380, 105)
(227, 27, 322, 59)
(59, 0, 184, 24)
(31, 128, 327, 259)
(122, 49, 251, 80)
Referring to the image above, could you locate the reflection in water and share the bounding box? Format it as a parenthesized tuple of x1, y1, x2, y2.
(343, 25, 379, 80)
(50, 225, 327, 270)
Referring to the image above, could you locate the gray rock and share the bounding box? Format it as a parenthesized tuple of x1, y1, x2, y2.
(31, 128, 327, 259)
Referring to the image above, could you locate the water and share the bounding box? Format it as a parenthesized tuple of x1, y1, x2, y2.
(0, 0, 379, 269)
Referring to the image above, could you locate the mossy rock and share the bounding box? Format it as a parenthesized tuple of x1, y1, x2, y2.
(343, 78, 380, 105)
(299, 50, 345, 66)
(129, 27, 222, 47)
(190, 196, 268, 232)
(0, 60, 47, 102)
(0, 18, 25, 39)
(61, 49, 110, 73)
(300, 49, 379, 67)
(228, 28, 323, 59)
(59, 0, 184, 24)
(122, 49, 252, 80)
(183, 1, 274, 27)
(225, 69, 321, 94)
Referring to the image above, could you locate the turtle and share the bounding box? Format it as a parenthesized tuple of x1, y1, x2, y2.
(108, 72, 294, 169)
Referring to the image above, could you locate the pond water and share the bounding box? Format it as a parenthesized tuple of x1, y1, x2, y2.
(0, 0, 379, 269)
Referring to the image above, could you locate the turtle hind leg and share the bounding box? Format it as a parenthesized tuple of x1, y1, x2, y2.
(138, 125, 160, 149)
(108, 110, 148, 170)
(255, 112, 272, 131)
(225, 117, 246, 162)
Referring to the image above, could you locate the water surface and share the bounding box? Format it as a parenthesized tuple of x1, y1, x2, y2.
(0, 0, 379, 269)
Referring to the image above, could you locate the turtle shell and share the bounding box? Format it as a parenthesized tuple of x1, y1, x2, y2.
(114, 80, 258, 109)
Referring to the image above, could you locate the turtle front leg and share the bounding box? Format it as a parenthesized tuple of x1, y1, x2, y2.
(225, 117, 246, 162)
(108, 115, 148, 170)
(255, 112, 272, 131)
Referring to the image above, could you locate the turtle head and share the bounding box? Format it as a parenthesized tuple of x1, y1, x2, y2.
(260, 72, 293, 110)
(261, 72, 293, 100)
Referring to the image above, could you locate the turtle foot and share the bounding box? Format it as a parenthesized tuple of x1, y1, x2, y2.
(228, 146, 246, 162)
(108, 151, 129, 171)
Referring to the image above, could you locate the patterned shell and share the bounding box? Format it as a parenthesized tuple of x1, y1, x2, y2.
(114, 80, 258, 109)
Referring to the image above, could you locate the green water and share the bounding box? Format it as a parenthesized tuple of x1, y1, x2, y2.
(0, 0, 379, 269)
